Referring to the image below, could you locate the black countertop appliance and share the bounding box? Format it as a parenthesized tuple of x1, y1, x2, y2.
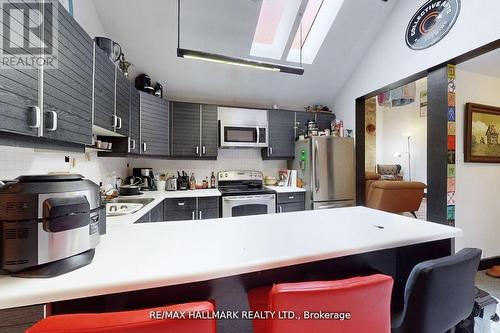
(0, 174, 105, 277)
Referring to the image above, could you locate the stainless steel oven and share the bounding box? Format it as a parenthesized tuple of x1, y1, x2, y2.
(222, 194, 275, 218)
(218, 171, 276, 218)
(220, 122, 268, 148)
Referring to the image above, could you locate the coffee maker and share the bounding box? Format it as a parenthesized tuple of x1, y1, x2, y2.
(133, 168, 157, 191)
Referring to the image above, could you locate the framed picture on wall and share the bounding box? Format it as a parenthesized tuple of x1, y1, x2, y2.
(464, 103, 500, 163)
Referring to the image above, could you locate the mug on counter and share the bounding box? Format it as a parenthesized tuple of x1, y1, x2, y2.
(157, 180, 166, 191)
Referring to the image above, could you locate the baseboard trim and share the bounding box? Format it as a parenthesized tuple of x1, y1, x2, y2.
(479, 256, 500, 270)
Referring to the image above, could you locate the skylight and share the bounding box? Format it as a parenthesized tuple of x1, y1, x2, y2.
(250, 0, 344, 65)
(287, 0, 344, 64)
(250, 0, 302, 60)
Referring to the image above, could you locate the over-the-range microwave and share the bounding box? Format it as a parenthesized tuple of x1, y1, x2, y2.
(218, 107, 269, 148)
(219, 121, 268, 148)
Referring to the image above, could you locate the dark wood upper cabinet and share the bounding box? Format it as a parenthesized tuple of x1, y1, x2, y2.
(115, 68, 130, 137)
(263, 110, 295, 160)
(41, 1, 93, 145)
(295, 111, 313, 138)
(171, 102, 218, 159)
(315, 112, 336, 131)
(171, 102, 201, 157)
(0, 1, 41, 137)
(140, 92, 169, 156)
(129, 87, 141, 154)
(201, 104, 218, 158)
(93, 45, 115, 132)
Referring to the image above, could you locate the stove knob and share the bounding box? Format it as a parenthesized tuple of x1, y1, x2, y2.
(224, 173, 228, 178)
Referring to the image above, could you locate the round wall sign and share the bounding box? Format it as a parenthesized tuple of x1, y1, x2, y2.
(406, 0, 461, 50)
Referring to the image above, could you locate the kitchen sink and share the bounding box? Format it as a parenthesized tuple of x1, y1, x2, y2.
(105, 198, 155, 216)
(106, 198, 155, 205)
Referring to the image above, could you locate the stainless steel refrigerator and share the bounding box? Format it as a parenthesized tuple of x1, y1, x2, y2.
(289, 137, 355, 210)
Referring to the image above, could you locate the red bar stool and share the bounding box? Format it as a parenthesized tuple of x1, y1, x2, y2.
(248, 274, 393, 333)
(26, 301, 216, 333)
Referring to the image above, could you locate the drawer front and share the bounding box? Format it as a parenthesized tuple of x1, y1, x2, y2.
(278, 202, 305, 213)
(164, 208, 196, 222)
(197, 196, 220, 209)
(164, 197, 197, 210)
(277, 192, 305, 204)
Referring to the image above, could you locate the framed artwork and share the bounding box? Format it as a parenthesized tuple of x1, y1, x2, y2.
(465, 103, 500, 163)
(420, 90, 428, 117)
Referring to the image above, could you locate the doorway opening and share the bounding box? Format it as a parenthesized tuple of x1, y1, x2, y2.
(363, 77, 428, 220)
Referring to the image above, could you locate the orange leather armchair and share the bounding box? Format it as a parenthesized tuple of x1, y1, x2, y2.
(365, 173, 426, 217)
(26, 301, 216, 333)
(247, 274, 393, 333)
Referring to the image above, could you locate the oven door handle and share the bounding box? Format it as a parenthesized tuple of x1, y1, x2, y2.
(223, 195, 275, 202)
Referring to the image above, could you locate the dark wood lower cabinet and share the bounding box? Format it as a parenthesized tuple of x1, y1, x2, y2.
(277, 192, 305, 213)
(162, 196, 220, 222)
(279, 202, 305, 213)
(0, 305, 44, 332)
(149, 201, 164, 222)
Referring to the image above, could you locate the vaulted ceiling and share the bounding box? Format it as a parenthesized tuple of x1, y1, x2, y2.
(93, 0, 398, 111)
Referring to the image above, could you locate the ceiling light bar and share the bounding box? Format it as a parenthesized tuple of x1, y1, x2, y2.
(177, 48, 304, 75)
(176, 0, 304, 75)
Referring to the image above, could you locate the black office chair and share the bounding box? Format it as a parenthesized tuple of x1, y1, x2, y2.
(392, 248, 482, 333)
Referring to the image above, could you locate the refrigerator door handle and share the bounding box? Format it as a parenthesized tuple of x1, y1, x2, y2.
(314, 140, 320, 192)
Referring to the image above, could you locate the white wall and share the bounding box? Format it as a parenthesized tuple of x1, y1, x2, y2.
(0, 146, 128, 185)
(71, 0, 106, 38)
(376, 79, 427, 183)
(333, 0, 500, 130)
(454, 69, 500, 258)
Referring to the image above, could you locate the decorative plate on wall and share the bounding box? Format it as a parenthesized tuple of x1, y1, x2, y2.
(406, 0, 461, 50)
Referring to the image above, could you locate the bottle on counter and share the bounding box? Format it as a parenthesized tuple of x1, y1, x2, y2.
(202, 177, 209, 189)
(189, 173, 196, 190)
(210, 172, 216, 188)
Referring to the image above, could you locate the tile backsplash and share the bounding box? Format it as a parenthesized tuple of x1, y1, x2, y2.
(0, 146, 128, 185)
(0, 146, 287, 186)
(128, 149, 287, 181)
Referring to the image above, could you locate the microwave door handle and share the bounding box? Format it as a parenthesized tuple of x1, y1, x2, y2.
(256, 127, 260, 145)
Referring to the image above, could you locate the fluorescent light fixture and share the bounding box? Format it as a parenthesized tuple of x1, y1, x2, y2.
(177, 48, 304, 75)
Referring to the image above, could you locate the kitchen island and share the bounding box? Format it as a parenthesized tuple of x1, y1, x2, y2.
(0, 207, 461, 332)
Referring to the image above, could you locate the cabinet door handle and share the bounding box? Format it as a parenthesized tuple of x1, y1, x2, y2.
(46, 111, 58, 131)
(117, 117, 122, 129)
(288, 196, 294, 199)
(113, 115, 118, 128)
(28, 106, 41, 128)
(177, 202, 185, 206)
(130, 139, 136, 150)
(278, 205, 282, 213)
(269, 147, 273, 155)
(199, 210, 202, 220)
(143, 142, 147, 152)
(196, 146, 200, 155)
(202, 146, 206, 155)
(192, 211, 196, 220)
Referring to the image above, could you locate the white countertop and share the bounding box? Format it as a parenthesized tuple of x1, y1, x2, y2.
(0, 206, 461, 309)
(265, 186, 306, 193)
(106, 189, 221, 227)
